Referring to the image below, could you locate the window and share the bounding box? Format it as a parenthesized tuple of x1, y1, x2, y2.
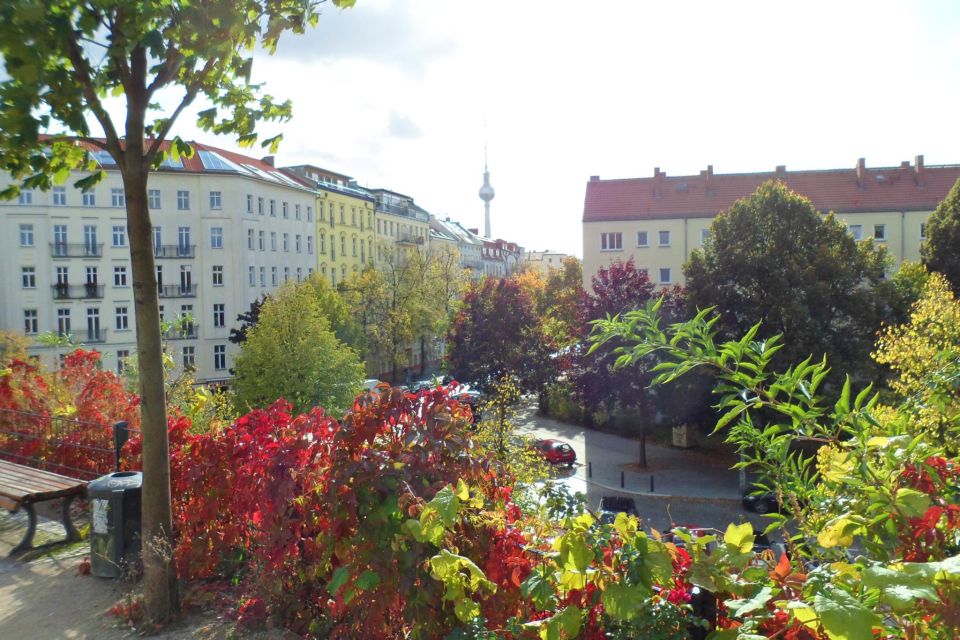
(213, 303, 225, 328)
(920, 223, 928, 240)
(873, 224, 886, 241)
(24, 310, 38, 335)
(258, 197, 264, 215)
(258, 230, 265, 251)
(179, 265, 192, 294)
(295, 204, 301, 220)
(21, 267, 36, 289)
(57, 308, 71, 335)
(271, 267, 278, 286)
(848, 224, 863, 241)
(270, 231, 277, 251)
(658, 230, 671, 246)
(283, 267, 290, 281)
(152, 226, 161, 252)
(307, 206, 312, 222)
(19, 190, 33, 205)
(177, 190, 190, 210)
(182, 346, 195, 369)
(659, 268, 672, 284)
(56, 266, 68, 285)
(319, 234, 326, 254)
(340, 236, 345, 255)
(308, 236, 313, 254)
(52, 187, 66, 206)
(282, 202, 288, 218)
(111, 188, 125, 208)
(115, 306, 129, 330)
(281, 232, 290, 252)
(85, 266, 99, 284)
(247, 229, 255, 250)
(113, 266, 127, 287)
(116, 350, 129, 375)
(214, 345, 226, 371)
(269, 199, 276, 217)
(82, 190, 96, 207)
(297, 267, 303, 282)
(19, 224, 34, 247)
(211, 227, 223, 249)
(83, 224, 98, 254)
(249, 266, 256, 287)
(259, 267, 265, 287)
(352, 237, 356, 256)
(209, 191, 222, 210)
(112, 225, 127, 247)
(149, 189, 161, 209)
(212, 265, 223, 286)
(178, 226, 191, 254)
(339, 205, 345, 224)
(352, 208, 356, 226)
(700, 229, 711, 245)
(247, 194, 254, 214)
(600, 232, 622, 251)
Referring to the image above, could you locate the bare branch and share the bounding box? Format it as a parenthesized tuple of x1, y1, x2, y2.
(78, 137, 110, 151)
(144, 57, 218, 167)
(64, 23, 122, 159)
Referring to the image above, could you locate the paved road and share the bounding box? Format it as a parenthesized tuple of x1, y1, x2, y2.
(512, 400, 770, 533)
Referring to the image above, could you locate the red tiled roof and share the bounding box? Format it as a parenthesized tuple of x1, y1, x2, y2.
(582, 159, 960, 222)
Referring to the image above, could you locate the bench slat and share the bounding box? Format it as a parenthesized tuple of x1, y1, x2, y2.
(0, 466, 78, 490)
(0, 460, 87, 509)
(0, 495, 16, 511)
(0, 472, 77, 496)
(0, 460, 85, 486)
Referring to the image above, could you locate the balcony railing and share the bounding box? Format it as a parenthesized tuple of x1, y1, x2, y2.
(51, 283, 105, 300)
(397, 233, 425, 245)
(158, 283, 197, 298)
(164, 324, 198, 340)
(84, 328, 108, 343)
(50, 242, 103, 258)
(154, 244, 196, 259)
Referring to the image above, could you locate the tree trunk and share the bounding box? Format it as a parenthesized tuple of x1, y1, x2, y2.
(122, 165, 178, 623)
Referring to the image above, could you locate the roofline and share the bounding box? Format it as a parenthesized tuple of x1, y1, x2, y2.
(582, 204, 941, 223)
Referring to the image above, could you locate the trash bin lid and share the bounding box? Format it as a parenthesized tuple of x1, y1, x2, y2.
(89, 470, 143, 490)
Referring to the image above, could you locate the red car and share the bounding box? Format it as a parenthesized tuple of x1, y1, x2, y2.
(533, 439, 577, 466)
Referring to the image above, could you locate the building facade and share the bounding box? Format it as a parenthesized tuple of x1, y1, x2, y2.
(282, 165, 376, 287)
(525, 250, 571, 275)
(371, 188, 431, 266)
(582, 157, 960, 289)
(0, 142, 317, 383)
(429, 216, 484, 279)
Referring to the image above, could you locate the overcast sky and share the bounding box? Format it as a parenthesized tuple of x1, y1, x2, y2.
(133, 0, 960, 257)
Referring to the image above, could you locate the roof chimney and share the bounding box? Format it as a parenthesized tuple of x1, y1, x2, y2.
(653, 167, 665, 199)
(914, 155, 925, 187)
(261, 155, 275, 167)
(589, 175, 600, 182)
(653, 167, 664, 178)
(775, 165, 786, 175)
(855, 157, 866, 190)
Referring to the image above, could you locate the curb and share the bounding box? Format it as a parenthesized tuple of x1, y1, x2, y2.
(565, 475, 744, 507)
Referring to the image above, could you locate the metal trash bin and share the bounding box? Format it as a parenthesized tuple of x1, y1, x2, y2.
(88, 471, 142, 578)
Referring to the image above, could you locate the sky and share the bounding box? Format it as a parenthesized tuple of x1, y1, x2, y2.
(114, 0, 960, 256)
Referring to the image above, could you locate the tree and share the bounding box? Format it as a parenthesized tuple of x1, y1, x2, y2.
(921, 177, 960, 293)
(0, 0, 355, 621)
(447, 277, 556, 397)
(542, 257, 586, 349)
(685, 180, 891, 380)
(572, 258, 688, 466)
(229, 295, 269, 345)
(304, 273, 365, 353)
(233, 280, 364, 416)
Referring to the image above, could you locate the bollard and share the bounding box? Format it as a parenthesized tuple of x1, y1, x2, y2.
(588, 461, 592, 478)
(650, 475, 655, 493)
(113, 421, 129, 472)
(620, 470, 624, 488)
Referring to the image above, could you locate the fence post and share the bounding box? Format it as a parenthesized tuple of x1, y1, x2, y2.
(112, 421, 129, 472)
(588, 461, 592, 478)
(650, 475, 655, 493)
(620, 470, 624, 489)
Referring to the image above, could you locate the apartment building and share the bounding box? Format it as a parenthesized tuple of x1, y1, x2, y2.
(282, 165, 376, 287)
(370, 188, 432, 265)
(525, 250, 572, 275)
(0, 142, 317, 383)
(429, 216, 484, 279)
(582, 156, 960, 289)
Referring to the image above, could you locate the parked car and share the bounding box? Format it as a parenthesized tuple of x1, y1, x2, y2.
(533, 439, 576, 466)
(742, 487, 781, 514)
(596, 496, 639, 525)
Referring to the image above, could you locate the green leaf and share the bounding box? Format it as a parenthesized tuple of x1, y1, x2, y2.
(862, 564, 940, 611)
(895, 488, 931, 518)
(601, 582, 644, 621)
(538, 605, 581, 640)
(723, 522, 755, 554)
(520, 567, 557, 611)
(327, 565, 350, 595)
(817, 515, 861, 549)
(355, 570, 380, 591)
(813, 589, 881, 640)
(725, 585, 774, 617)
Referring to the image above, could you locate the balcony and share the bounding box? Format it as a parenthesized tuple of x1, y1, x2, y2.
(397, 233, 425, 246)
(51, 283, 105, 300)
(158, 283, 197, 298)
(84, 328, 108, 344)
(154, 244, 196, 259)
(50, 242, 103, 258)
(164, 324, 198, 340)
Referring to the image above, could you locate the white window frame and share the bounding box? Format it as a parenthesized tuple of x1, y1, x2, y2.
(211, 227, 223, 249)
(52, 187, 66, 206)
(600, 232, 622, 251)
(148, 189, 161, 209)
(213, 345, 226, 371)
(21, 267, 36, 289)
(213, 303, 225, 328)
(212, 265, 223, 286)
(112, 225, 127, 247)
(176, 190, 190, 211)
(115, 306, 129, 331)
(659, 268, 672, 284)
(24, 309, 38, 335)
(848, 224, 863, 241)
(18, 190, 33, 205)
(658, 230, 671, 247)
(209, 191, 222, 210)
(19, 224, 34, 247)
(636, 231, 648, 247)
(111, 188, 125, 208)
(113, 266, 127, 287)
(873, 224, 886, 241)
(82, 190, 96, 207)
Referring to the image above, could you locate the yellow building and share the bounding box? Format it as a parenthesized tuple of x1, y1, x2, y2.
(582, 157, 960, 289)
(282, 165, 375, 286)
(370, 188, 431, 266)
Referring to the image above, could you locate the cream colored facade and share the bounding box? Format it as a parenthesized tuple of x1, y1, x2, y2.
(582, 159, 960, 290)
(372, 189, 431, 266)
(0, 144, 317, 383)
(525, 250, 573, 275)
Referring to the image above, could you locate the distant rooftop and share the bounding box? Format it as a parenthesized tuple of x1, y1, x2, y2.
(583, 156, 960, 222)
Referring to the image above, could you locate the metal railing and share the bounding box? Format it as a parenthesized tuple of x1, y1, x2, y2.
(51, 283, 105, 300)
(0, 407, 140, 480)
(84, 328, 108, 343)
(154, 244, 196, 258)
(158, 283, 197, 298)
(164, 323, 198, 340)
(50, 242, 103, 258)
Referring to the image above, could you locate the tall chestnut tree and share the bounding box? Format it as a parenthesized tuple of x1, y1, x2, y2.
(0, 0, 355, 623)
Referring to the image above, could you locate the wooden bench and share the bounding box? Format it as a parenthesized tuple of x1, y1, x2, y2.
(0, 459, 86, 556)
